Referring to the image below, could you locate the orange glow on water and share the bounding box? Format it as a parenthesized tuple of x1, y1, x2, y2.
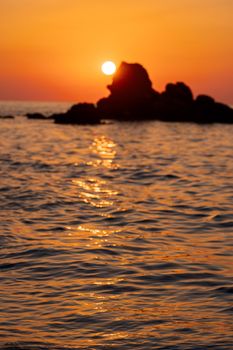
(1, 120, 233, 346)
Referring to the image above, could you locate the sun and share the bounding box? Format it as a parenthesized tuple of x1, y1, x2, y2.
(101, 61, 116, 76)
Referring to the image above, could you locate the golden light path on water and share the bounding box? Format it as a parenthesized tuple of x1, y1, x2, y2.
(0, 116, 232, 349)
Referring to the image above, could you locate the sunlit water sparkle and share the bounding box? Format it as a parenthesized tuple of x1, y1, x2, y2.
(0, 103, 232, 349)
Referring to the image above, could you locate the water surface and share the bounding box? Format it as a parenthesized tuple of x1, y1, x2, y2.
(0, 113, 232, 349)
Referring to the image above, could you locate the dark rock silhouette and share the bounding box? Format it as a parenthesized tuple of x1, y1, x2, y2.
(153, 82, 194, 121)
(25, 61, 233, 124)
(26, 113, 48, 120)
(52, 103, 100, 124)
(97, 62, 159, 120)
(193, 95, 233, 123)
(0, 115, 14, 119)
(163, 82, 194, 102)
(96, 62, 233, 123)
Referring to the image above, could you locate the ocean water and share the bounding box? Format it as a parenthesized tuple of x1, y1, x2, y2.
(0, 102, 233, 349)
(0, 101, 72, 117)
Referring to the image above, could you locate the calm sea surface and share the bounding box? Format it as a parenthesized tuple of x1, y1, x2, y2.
(0, 102, 233, 349)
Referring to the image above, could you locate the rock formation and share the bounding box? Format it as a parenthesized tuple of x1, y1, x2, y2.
(0, 115, 14, 119)
(193, 95, 233, 123)
(97, 62, 159, 119)
(96, 62, 233, 123)
(52, 103, 100, 124)
(26, 113, 48, 120)
(22, 61, 232, 124)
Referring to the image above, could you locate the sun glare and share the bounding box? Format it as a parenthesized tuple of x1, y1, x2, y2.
(101, 61, 116, 76)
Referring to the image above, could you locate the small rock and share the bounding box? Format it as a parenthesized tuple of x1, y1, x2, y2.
(52, 103, 100, 124)
(26, 113, 47, 119)
(0, 115, 14, 119)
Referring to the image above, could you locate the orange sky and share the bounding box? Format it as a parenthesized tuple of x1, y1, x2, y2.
(0, 0, 233, 104)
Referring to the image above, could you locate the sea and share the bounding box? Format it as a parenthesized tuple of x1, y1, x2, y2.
(0, 101, 233, 350)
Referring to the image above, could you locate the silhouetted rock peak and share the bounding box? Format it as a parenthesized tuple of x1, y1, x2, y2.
(97, 61, 232, 123)
(108, 62, 155, 99)
(163, 82, 193, 102)
(97, 62, 159, 119)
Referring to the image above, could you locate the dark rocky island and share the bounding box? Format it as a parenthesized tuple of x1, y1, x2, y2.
(0, 115, 14, 119)
(28, 62, 233, 124)
(53, 103, 100, 124)
(97, 62, 233, 123)
(26, 113, 50, 120)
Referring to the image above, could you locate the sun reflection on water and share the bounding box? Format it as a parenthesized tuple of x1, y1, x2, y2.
(87, 135, 119, 169)
(64, 224, 122, 251)
(91, 136, 117, 159)
(72, 177, 118, 208)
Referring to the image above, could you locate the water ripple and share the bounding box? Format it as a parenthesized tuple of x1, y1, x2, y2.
(0, 119, 232, 349)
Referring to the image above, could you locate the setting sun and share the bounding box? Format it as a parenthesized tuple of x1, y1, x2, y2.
(101, 61, 117, 76)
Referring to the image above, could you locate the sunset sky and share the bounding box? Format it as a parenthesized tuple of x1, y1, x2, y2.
(1, 0, 233, 104)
